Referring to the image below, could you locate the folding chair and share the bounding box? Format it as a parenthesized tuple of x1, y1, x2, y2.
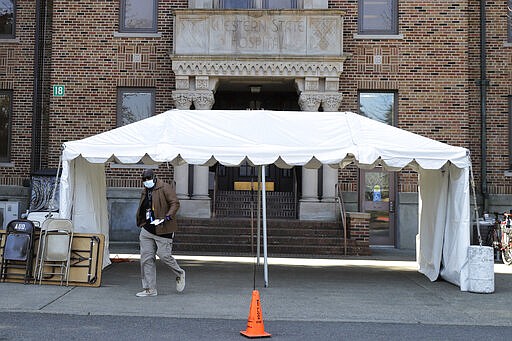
(35, 218, 74, 286)
(0, 219, 36, 284)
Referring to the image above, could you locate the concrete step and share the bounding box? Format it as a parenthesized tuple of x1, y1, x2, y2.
(172, 217, 360, 256)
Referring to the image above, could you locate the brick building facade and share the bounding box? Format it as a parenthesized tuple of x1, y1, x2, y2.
(0, 1, 511, 252)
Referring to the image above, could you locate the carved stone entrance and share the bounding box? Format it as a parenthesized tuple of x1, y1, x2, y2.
(170, 9, 348, 219)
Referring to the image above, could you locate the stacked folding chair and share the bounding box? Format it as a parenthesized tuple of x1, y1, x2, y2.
(34, 218, 74, 286)
(0, 219, 36, 284)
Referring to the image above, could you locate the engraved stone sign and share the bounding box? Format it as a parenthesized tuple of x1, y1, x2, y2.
(174, 10, 344, 56)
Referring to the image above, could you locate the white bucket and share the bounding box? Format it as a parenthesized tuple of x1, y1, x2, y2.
(467, 245, 495, 293)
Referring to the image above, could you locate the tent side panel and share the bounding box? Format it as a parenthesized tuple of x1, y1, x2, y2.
(60, 157, 111, 268)
(440, 165, 471, 290)
(417, 168, 449, 281)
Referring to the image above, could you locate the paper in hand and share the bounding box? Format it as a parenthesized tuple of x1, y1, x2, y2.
(150, 218, 164, 225)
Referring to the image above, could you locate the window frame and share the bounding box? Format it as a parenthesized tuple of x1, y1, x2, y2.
(119, 0, 158, 33)
(216, 0, 297, 9)
(0, 90, 13, 163)
(358, 0, 398, 36)
(262, 0, 297, 9)
(116, 88, 156, 127)
(357, 91, 398, 127)
(219, 0, 254, 8)
(0, 0, 16, 39)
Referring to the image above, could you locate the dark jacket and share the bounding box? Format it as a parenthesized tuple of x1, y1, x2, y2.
(136, 179, 180, 235)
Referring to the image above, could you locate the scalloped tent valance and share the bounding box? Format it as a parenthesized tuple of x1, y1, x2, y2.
(61, 109, 470, 170)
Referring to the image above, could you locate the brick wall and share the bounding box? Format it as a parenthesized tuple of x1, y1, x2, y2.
(469, 1, 512, 195)
(0, 1, 37, 186)
(346, 211, 370, 255)
(332, 0, 472, 193)
(46, 0, 187, 186)
(1, 0, 510, 196)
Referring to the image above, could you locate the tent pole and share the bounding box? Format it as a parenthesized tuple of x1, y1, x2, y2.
(257, 166, 261, 265)
(262, 165, 269, 287)
(469, 160, 482, 246)
(48, 153, 63, 218)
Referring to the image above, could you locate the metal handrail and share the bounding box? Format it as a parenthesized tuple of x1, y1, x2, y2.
(335, 183, 348, 256)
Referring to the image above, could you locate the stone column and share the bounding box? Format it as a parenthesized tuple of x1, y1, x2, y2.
(322, 165, 338, 202)
(191, 81, 214, 200)
(301, 168, 319, 202)
(172, 91, 193, 109)
(192, 165, 210, 200)
(321, 93, 343, 112)
(298, 93, 322, 112)
(193, 91, 215, 110)
(174, 164, 189, 199)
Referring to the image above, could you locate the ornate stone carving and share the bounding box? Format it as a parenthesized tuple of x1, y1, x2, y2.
(172, 59, 344, 78)
(193, 91, 215, 110)
(321, 93, 343, 112)
(298, 93, 322, 112)
(305, 77, 319, 91)
(325, 77, 339, 92)
(195, 76, 209, 90)
(175, 76, 190, 90)
(173, 10, 344, 56)
(172, 91, 193, 109)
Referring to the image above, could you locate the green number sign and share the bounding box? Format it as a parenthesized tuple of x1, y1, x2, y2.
(53, 85, 65, 97)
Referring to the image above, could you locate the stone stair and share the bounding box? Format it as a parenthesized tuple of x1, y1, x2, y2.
(173, 217, 367, 256)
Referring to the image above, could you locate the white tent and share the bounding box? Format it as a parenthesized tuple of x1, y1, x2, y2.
(59, 109, 471, 290)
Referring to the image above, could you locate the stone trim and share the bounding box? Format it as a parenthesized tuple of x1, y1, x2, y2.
(116, 78, 157, 87)
(171, 57, 346, 78)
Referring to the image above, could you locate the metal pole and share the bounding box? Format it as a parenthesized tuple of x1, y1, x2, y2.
(257, 166, 261, 265)
(480, 0, 488, 211)
(262, 165, 268, 287)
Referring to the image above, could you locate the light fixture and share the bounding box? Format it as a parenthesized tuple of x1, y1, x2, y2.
(250, 85, 261, 94)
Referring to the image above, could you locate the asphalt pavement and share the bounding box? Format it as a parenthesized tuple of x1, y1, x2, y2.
(1, 246, 512, 336)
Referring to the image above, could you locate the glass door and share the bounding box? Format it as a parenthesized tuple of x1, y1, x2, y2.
(358, 91, 397, 245)
(360, 169, 396, 245)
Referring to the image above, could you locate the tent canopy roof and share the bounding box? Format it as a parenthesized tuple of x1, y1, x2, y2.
(62, 109, 470, 170)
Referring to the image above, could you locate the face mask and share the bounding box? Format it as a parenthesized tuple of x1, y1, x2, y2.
(143, 179, 155, 189)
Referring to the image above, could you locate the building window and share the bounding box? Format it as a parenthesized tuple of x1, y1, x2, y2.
(117, 88, 155, 127)
(358, 92, 396, 126)
(0, 91, 12, 162)
(358, 0, 398, 35)
(119, 0, 157, 33)
(220, 0, 254, 8)
(0, 0, 15, 38)
(217, 0, 297, 8)
(263, 0, 297, 8)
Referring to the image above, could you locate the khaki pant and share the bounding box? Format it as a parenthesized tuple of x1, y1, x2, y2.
(139, 227, 184, 290)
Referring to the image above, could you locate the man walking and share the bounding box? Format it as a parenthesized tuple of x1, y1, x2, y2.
(135, 169, 185, 297)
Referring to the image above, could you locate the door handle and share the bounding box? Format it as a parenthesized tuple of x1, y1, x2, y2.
(389, 201, 395, 213)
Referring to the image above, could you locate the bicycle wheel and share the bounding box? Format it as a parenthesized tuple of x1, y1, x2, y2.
(502, 247, 512, 265)
(485, 227, 499, 248)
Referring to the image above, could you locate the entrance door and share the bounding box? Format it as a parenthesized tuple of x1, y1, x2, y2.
(358, 91, 397, 245)
(214, 162, 294, 192)
(360, 169, 396, 245)
(209, 79, 300, 218)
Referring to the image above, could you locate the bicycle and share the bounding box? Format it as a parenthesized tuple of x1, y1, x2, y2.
(484, 212, 512, 265)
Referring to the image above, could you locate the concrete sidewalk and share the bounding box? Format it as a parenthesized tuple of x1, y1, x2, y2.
(1, 248, 512, 327)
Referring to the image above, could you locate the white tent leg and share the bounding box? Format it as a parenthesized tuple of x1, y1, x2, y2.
(262, 165, 269, 287)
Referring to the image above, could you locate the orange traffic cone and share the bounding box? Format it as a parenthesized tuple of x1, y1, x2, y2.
(240, 290, 271, 338)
